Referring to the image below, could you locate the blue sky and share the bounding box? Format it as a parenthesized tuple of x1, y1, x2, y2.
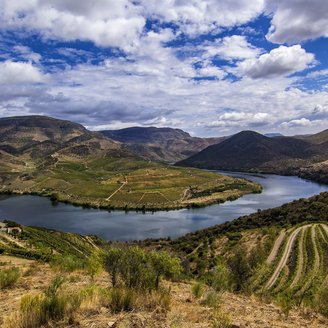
(0, 0, 327, 136)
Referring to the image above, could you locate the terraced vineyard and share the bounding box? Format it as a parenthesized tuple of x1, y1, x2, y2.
(258, 223, 328, 297)
(2, 156, 260, 210)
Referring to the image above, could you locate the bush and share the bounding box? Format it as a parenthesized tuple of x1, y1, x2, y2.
(209, 262, 230, 293)
(85, 251, 104, 281)
(5, 276, 82, 328)
(203, 290, 222, 309)
(0, 267, 20, 289)
(50, 255, 84, 273)
(105, 247, 181, 291)
(211, 309, 232, 328)
(191, 281, 204, 299)
(108, 287, 137, 313)
(314, 285, 328, 317)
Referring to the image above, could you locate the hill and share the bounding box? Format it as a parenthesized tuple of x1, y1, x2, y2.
(100, 126, 224, 162)
(177, 130, 328, 180)
(0, 116, 259, 210)
(296, 129, 328, 144)
(1, 192, 328, 327)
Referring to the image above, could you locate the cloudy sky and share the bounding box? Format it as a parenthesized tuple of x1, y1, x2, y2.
(0, 0, 327, 136)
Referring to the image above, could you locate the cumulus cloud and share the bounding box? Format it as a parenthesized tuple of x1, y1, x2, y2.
(239, 45, 315, 79)
(141, 0, 265, 35)
(266, 0, 328, 44)
(0, 61, 46, 84)
(208, 111, 270, 128)
(202, 35, 262, 61)
(280, 118, 314, 129)
(0, 0, 145, 50)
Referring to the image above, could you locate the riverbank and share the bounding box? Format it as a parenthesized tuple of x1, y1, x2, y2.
(0, 173, 326, 241)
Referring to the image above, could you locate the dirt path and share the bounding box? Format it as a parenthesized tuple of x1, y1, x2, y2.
(289, 226, 306, 288)
(266, 230, 286, 265)
(0, 232, 26, 248)
(320, 224, 328, 241)
(265, 226, 305, 290)
(106, 180, 127, 201)
(311, 226, 320, 275)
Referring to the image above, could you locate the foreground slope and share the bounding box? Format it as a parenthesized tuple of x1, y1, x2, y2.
(0, 115, 259, 210)
(1, 192, 328, 327)
(101, 126, 225, 162)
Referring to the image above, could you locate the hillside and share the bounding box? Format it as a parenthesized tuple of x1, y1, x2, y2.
(1, 192, 328, 327)
(0, 116, 259, 210)
(296, 129, 328, 144)
(177, 130, 328, 180)
(100, 126, 224, 162)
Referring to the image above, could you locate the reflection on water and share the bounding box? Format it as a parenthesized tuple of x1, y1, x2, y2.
(0, 172, 327, 241)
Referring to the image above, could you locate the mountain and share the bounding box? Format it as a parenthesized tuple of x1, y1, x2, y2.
(0, 115, 121, 159)
(100, 126, 225, 162)
(177, 130, 328, 175)
(265, 132, 284, 137)
(295, 128, 328, 144)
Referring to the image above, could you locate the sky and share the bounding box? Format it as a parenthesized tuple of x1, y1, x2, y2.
(0, 0, 327, 137)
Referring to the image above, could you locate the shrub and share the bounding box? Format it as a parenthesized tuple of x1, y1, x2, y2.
(105, 247, 181, 291)
(203, 290, 222, 309)
(85, 251, 104, 281)
(191, 281, 204, 299)
(209, 262, 230, 293)
(314, 285, 328, 317)
(276, 293, 294, 318)
(50, 255, 84, 273)
(108, 287, 137, 313)
(0, 267, 20, 289)
(211, 309, 232, 328)
(5, 276, 82, 328)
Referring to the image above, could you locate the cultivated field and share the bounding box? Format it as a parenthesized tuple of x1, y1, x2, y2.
(1, 155, 260, 210)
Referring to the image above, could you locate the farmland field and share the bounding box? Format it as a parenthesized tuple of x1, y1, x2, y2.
(0, 155, 261, 210)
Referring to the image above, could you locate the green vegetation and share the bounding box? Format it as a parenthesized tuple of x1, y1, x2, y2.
(0, 267, 20, 289)
(105, 247, 181, 291)
(1, 153, 260, 210)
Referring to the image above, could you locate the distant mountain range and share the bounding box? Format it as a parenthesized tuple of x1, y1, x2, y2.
(177, 130, 328, 183)
(100, 127, 225, 162)
(0, 115, 327, 184)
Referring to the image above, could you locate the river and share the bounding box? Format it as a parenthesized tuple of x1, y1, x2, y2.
(0, 172, 327, 241)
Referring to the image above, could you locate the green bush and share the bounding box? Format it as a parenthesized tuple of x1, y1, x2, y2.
(50, 255, 85, 273)
(108, 287, 137, 313)
(203, 290, 222, 309)
(191, 281, 204, 299)
(0, 267, 20, 289)
(211, 309, 232, 328)
(8, 276, 82, 328)
(314, 285, 328, 317)
(105, 247, 181, 291)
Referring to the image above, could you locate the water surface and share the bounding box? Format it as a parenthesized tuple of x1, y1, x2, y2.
(0, 172, 327, 241)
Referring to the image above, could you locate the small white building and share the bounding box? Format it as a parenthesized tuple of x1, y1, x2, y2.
(0, 222, 22, 234)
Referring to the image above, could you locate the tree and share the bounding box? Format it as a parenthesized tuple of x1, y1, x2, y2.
(105, 248, 123, 287)
(149, 251, 181, 290)
(85, 251, 103, 282)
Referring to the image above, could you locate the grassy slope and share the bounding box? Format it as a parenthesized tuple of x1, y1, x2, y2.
(0, 153, 261, 210)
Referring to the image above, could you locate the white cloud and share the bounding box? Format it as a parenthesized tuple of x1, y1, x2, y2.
(0, 0, 145, 50)
(209, 111, 270, 128)
(266, 0, 328, 44)
(141, 0, 265, 35)
(239, 45, 315, 79)
(202, 35, 262, 61)
(0, 61, 46, 84)
(280, 118, 314, 129)
(313, 104, 328, 115)
(0, 0, 266, 50)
